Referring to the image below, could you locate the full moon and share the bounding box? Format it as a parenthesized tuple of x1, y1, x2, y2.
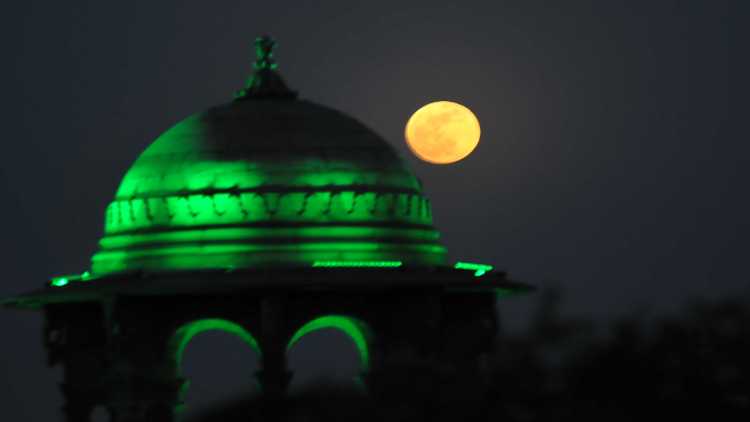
(404, 101, 481, 164)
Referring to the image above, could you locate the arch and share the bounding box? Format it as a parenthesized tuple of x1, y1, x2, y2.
(168, 318, 261, 370)
(287, 315, 372, 372)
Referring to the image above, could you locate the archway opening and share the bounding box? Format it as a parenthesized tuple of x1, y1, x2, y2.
(286, 315, 372, 393)
(169, 319, 261, 419)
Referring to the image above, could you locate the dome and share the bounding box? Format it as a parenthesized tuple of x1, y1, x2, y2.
(90, 97, 447, 275)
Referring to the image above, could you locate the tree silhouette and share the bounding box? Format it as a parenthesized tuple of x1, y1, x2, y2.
(188, 288, 750, 421)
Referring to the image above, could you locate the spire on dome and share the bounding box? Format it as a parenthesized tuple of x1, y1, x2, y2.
(235, 35, 297, 100)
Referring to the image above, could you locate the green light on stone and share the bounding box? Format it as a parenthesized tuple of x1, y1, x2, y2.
(49, 271, 94, 287)
(287, 315, 372, 372)
(454, 261, 493, 277)
(312, 260, 402, 268)
(50, 277, 69, 287)
(89, 91, 449, 275)
(99, 226, 440, 249)
(169, 318, 261, 370)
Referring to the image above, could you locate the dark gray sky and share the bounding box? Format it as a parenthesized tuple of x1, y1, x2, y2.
(1, 1, 744, 420)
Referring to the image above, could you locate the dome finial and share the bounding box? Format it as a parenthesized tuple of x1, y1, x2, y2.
(235, 35, 297, 100)
(254, 35, 277, 71)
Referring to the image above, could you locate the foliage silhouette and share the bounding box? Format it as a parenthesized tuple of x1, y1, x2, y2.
(188, 288, 750, 421)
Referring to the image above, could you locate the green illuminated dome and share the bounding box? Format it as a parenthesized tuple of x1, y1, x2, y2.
(91, 39, 446, 275)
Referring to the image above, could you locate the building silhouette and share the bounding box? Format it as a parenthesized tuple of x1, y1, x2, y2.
(3, 36, 529, 422)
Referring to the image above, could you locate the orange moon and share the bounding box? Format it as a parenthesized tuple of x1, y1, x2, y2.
(405, 101, 481, 164)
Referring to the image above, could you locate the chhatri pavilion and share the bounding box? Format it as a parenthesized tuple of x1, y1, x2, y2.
(3, 36, 529, 422)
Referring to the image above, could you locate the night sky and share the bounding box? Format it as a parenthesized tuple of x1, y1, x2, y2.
(1, 1, 743, 420)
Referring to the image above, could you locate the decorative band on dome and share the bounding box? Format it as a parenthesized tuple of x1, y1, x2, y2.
(94, 186, 445, 275)
(105, 189, 433, 234)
